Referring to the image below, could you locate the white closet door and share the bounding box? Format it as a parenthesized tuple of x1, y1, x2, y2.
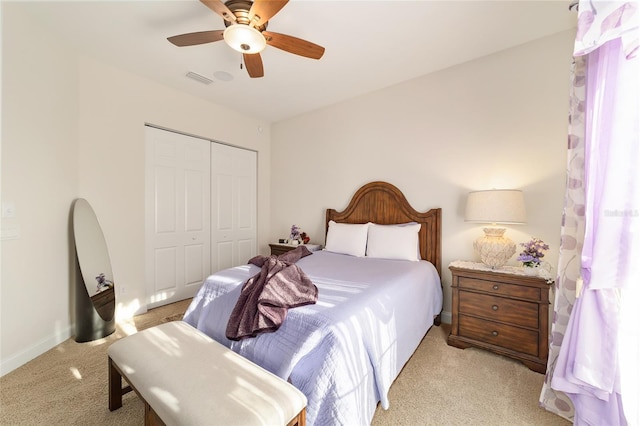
(211, 143, 257, 272)
(145, 126, 211, 308)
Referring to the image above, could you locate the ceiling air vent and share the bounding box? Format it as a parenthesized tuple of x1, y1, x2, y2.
(185, 71, 213, 85)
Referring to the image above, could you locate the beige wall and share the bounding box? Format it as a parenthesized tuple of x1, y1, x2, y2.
(1, 5, 271, 375)
(271, 30, 575, 322)
(1, 3, 79, 376)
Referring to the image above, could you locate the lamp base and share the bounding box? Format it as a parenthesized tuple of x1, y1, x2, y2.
(473, 227, 516, 268)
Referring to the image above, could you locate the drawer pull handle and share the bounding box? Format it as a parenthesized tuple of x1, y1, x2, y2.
(492, 285, 499, 290)
(491, 305, 499, 311)
(491, 331, 499, 336)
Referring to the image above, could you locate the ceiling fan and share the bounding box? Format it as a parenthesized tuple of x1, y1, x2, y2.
(168, 0, 325, 78)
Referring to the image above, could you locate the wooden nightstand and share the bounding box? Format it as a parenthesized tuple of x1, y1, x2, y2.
(447, 262, 552, 373)
(269, 243, 322, 256)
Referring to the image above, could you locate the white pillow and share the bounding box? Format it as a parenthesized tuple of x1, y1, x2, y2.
(324, 221, 370, 257)
(394, 222, 422, 259)
(366, 223, 421, 261)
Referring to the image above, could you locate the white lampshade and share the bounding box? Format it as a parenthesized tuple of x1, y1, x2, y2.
(465, 190, 527, 224)
(465, 189, 527, 268)
(223, 24, 266, 54)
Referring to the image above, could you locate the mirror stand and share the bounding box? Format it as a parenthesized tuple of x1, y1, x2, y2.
(72, 199, 116, 342)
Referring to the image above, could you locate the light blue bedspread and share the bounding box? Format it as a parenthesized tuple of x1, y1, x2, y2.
(184, 251, 442, 426)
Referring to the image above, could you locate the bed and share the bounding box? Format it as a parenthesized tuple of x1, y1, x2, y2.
(183, 181, 443, 425)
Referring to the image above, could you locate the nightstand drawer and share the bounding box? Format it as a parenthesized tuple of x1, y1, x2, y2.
(459, 316, 539, 357)
(269, 244, 294, 256)
(269, 243, 322, 256)
(458, 276, 540, 300)
(459, 291, 539, 329)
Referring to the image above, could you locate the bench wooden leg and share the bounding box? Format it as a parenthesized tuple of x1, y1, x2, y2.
(287, 408, 306, 426)
(110, 356, 164, 425)
(145, 402, 166, 426)
(108, 357, 123, 411)
(109, 356, 134, 411)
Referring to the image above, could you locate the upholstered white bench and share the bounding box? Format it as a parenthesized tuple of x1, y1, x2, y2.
(107, 321, 307, 426)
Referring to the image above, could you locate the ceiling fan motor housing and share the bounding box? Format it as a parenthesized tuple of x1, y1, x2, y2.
(223, 0, 268, 31)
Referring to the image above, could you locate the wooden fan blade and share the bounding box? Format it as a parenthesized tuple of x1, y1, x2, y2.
(262, 31, 325, 59)
(200, 0, 236, 23)
(249, 0, 288, 27)
(243, 53, 264, 78)
(168, 30, 224, 47)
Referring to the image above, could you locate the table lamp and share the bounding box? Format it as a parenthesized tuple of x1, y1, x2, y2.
(465, 189, 527, 268)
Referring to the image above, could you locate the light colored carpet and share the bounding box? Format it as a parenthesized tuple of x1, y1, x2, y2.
(1, 299, 569, 425)
(372, 324, 569, 426)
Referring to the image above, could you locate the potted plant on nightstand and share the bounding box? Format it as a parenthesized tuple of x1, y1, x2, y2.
(517, 237, 549, 276)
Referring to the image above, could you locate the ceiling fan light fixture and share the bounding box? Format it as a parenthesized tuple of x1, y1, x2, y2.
(223, 24, 266, 54)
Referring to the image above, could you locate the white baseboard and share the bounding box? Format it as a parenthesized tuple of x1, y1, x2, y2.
(440, 311, 452, 325)
(0, 325, 72, 377)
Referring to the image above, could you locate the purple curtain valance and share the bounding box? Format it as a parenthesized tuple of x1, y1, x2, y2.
(574, 0, 639, 59)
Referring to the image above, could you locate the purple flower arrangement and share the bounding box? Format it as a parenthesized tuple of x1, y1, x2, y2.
(517, 237, 549, 267)
(95, 273, 114, 292)
(290, 224, 301, 242)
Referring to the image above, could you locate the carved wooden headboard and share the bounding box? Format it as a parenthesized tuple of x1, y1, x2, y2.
(325, 181, 442, 276)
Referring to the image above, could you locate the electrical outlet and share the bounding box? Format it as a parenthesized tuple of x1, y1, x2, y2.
(120, 286, 126, 295)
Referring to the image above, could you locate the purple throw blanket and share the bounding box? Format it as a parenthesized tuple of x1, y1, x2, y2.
(225, 246, 318, 341)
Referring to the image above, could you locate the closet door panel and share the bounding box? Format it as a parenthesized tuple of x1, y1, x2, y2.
(211, 143, 257, 272)
(146, 126, 211, 308)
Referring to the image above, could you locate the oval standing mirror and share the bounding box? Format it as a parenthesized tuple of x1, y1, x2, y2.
(72, 198, 115, 342)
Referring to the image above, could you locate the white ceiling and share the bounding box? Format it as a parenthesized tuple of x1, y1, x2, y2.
(14, 0, 577, 123)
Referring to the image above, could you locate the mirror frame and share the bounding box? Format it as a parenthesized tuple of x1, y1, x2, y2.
(72, 198, 115, 341)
